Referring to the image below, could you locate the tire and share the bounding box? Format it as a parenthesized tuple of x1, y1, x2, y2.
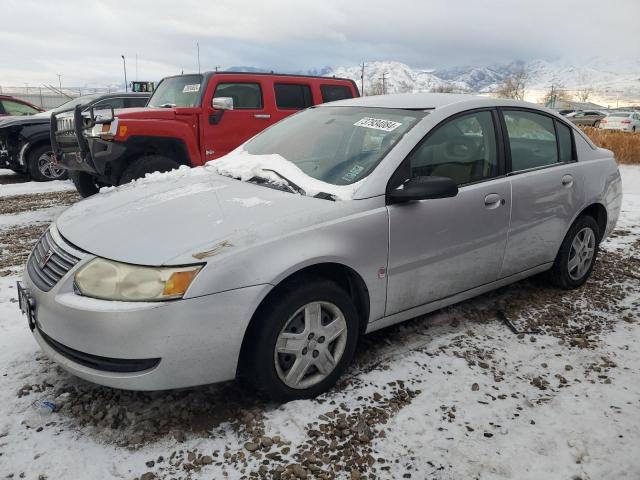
(594, 121, 600, 128)
(119, 155, 180, 185)
(241, 278, 360, 402)
(27, 144, 68, 182)
(549, 215, 600, 290)
(70, 171, 101, 198)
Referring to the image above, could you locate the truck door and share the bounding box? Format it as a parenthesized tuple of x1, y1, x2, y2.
(201, 77, 269, 162)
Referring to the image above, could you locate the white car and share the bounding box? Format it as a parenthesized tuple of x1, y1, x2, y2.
(599, 111, 640, 132)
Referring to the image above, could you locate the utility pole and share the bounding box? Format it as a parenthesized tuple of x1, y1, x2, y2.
(380, 72, 388, 95)
(121, 55, 128, 92)
(197, 42, 201, 74)
(57, 74, 62, 91)
(136, 53, 138, 80)
(360, 62, 365, 96)
(215, 65, 221, 72)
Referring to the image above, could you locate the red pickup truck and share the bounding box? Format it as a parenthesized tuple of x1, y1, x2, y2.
(52, 72, 359, 196)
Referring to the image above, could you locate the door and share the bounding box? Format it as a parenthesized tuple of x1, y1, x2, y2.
(202, 79, 268, 160)
(499, 110, 585, 278)
(385, 110, 511, 316)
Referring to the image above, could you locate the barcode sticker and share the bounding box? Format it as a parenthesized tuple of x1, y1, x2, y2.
(354, 117, 402, 132)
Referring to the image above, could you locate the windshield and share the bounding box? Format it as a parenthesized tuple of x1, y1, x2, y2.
(244, 106, 425, 186)
(52, 94, 101, 113)
(148, 75, 203, 108)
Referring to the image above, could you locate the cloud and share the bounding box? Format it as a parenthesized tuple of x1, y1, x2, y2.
(1, 0, 638, 87)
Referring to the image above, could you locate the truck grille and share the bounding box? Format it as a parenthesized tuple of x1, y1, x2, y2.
(56, 116, 75, 134)
(27, 230, 81, 291)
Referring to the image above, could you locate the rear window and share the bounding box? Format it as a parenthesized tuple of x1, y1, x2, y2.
(274, 83, 313, 109)
(610, 113, 632, 118)
(320, 85, 353, 103)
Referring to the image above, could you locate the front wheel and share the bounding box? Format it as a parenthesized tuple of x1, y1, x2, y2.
(119, 155, 181, 185)
(27, 144, 68, 182)
(549, 215, 600, 289)
(70, 171, 101, 198)
(242, 279, 360, 402)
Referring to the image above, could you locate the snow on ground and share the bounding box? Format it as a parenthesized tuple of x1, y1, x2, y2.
(0, 168, 638, 479)
(0, 169, 74, 197)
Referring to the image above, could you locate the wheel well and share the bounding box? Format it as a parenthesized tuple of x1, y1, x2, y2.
(122, 137, 191, 167)
(236, 263, 370, 375)
(579, 203, 607, 240)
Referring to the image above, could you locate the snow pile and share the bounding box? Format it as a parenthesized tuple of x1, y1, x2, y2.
(207, 149, 363, 201)
(98, 164, 212, 194)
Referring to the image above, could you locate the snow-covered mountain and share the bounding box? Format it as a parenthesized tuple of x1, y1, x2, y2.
(323, 59, 640, 105)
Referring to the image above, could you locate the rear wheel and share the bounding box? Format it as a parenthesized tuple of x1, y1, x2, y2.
(27, 144, 67, 182)
(594, 120, 601, 128)
(549, 215, 600, 289)
(119, 155, 181, 185)
(70, 171, 102, 198)
(242, 279, 360, 402)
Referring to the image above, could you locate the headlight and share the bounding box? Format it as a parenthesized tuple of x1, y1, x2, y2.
(86, 118, 119, 139)
(74, 258, 202, 301)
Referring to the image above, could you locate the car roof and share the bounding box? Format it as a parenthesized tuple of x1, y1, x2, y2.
(320, 92, 536, 110)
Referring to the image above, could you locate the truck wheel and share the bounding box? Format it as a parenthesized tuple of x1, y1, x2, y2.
(27, 144, 68, 182)
(70, 171, 101, 198)
(119, 155, 181, 185)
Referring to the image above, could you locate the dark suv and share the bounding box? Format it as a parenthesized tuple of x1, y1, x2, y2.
(0, 93, 149, 181)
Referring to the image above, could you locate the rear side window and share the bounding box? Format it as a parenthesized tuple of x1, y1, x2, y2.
(503, 110, 558, 172)
(274, 83, 313, 109)
(214, 83, 263, 109)
(556, 122, 574, 162)
(1, 100, 40, 116)
(320, 85, 353, 103)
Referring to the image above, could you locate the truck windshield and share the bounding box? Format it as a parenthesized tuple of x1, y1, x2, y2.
(148, 75, 203, 108)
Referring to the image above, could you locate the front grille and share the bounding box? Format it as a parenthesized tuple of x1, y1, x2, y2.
(56, 116, 75, 133)
(27, 230, 80, 291)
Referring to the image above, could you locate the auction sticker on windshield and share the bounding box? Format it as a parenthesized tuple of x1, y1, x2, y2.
(182, 84, 201, 93)
(354, 117, 402, 132)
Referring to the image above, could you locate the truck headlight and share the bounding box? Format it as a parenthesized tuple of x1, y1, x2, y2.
(86, 118, 119, 139)
(74, 258, 202, 301)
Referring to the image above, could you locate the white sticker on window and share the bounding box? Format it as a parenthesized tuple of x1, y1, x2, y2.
(182, 84, 201, 93)
(354, 117, 402, 132)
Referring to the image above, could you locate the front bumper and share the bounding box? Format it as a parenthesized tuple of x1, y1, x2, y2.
(22, 230, 271, 390)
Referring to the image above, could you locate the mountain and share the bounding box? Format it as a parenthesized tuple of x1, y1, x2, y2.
(324, 59, 640, 106)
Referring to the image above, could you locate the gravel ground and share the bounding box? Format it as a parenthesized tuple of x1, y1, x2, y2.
(0, 170, 638, 480)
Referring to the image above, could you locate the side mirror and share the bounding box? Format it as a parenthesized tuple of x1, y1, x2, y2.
(388, 176, 458, 204)
(212, 97, 234, 110)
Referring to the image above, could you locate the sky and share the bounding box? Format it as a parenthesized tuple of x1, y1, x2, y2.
(1, 0, 639, 88)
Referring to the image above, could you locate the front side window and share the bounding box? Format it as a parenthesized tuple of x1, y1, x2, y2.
(1, 100, 40, 116)
(503, 110, 558, 172)
(320, 85, 353, 103)
(125, 97, 149, 108)
(147, 74, 203, 108)
(91, 98, 125, 111)
(244, 106, 425, 186)
(403, 110, 498, 186)
(214, 83, 262, 109)
(274, 83, 313, 109)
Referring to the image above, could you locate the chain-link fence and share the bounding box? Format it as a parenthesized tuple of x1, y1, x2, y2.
(0, 85, 118, 110)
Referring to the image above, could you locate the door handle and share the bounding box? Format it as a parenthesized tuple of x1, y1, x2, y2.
(484, 193, 503, 209)
(254, 114, 271, 119)
(561, 174, 574, 188)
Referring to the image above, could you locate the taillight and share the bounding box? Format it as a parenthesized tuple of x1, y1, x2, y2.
(621, 120, 631, 124)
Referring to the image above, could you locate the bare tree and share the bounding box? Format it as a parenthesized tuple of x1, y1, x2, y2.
(495, 68, 528, 100)
(542, 83, 572, 107)
(575, 88, 593, 103)
(431, 84, 456, 93)
(367, 80, 384, 96)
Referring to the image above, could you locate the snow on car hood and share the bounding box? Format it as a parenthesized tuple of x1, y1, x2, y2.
(55, 165, 349, 266)
(209, 148, 363, 201)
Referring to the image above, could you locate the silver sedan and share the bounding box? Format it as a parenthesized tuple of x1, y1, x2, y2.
(18, 93, 622, 401)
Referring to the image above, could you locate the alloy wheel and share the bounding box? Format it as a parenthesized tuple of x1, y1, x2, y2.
(568, 227, 596, 280)
(37, 151, 65, 180)
(274, 301, 348, 390)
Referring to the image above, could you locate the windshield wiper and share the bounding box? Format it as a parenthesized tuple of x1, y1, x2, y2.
(261, 169, 306, 195)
